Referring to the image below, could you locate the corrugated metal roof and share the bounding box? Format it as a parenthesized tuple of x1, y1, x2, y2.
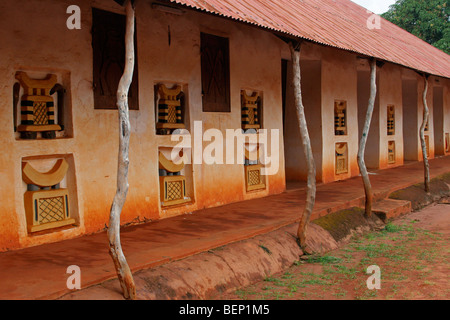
(169, 0, 450, 79)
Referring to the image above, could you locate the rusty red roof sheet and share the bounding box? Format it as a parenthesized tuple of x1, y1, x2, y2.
(169, 0, 450, 79)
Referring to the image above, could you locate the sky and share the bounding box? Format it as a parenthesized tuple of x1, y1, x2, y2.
(350, 0, 397, 14)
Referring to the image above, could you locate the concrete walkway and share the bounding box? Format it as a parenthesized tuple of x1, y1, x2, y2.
(1, 156, 450, 300)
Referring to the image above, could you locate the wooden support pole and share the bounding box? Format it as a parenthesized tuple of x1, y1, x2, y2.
(289, 42, 317, 252)
(357, 58, 377, 218)
(107, 0, 136, 300)
(420, 75, 430, 192)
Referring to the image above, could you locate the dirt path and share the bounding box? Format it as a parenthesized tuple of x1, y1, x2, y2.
(216, 203, 450, 300)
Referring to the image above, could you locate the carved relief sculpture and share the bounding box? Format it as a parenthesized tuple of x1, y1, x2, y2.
(16, 72, 61, 139)
(335, 142, 348, 174)
(158, 150, 190, 206)
(387, 105, 395, 136)
(22, 159, 75, 233)
(334, 101, 347, 135)
(388, 141, 396, 164)
(241, 91, 261, 131)
(156, 84, 185, 134)
(244, 144, 265, 191)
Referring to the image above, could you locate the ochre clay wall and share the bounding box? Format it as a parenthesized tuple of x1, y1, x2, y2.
(0, 0, 286, 251)
(321, 48, 360, 184)
(357, 61, 404, 170)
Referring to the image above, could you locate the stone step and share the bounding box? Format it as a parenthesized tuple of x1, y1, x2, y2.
(372, 199, 412, 222)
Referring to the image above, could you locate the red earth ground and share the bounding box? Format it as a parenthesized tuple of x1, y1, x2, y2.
(216, 202, 450, 300)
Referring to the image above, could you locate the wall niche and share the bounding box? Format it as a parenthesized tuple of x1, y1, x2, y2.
(244, 143, 265, 192)
(334, 100, 347, 136)
(13, 70, 72, 140)
(335, 142, 348, 175)
(158, 147, 193, 207)
(388, 141, 396, 164)
(241, 90, 263, 132)
(155, 82, 188, 135)
(21, 154, 79, 234)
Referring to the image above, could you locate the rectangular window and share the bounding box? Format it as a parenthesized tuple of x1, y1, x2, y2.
(92, 8, 139, 110)
(200, 33, 230, 112)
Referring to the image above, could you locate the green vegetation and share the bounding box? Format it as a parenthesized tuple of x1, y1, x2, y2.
(229, 219, 448, 300)
(382, 0, 449, 54)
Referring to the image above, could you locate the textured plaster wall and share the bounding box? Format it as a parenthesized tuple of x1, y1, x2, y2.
(321, 48, 359, 184)
(402, 69, 437, 162)
(0, 0, 286, 250)
(358, 62, 404, 170)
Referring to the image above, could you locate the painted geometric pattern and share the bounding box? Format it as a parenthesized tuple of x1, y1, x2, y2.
(167, 105, 177, 123)
(33, 102, 49, 125)
(167, 181, 183, 201)
(247, 108, 255, 124)
(336, 158, 347, 174)
(38, 196, 65, 224)
(248, 169, 261, 186)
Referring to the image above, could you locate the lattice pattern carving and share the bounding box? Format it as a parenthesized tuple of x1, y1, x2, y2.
(159, 176, 187, 206)
(241, 91, 261, 130)
(387, 105, 395, 136)
(335, 143, 348, 175)
(245, 164, 265, 192)
(248, 169, 261, 186)
(334, 101, 347, 135)
(38, 196, 65, 223)
(388, 141, 396, 164)
(167, 180, 183, 201)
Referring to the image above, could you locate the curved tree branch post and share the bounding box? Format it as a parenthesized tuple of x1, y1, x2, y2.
(289, 41, 317, 252)
(107, 0, 136, 300)
(419, 74, 430, 192)
(357, 58, 377, 218)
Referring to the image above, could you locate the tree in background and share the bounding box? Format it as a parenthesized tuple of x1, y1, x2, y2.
(382, 0, 449, 54)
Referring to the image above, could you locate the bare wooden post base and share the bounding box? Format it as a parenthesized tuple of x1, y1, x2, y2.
(289, 42, 317, 251)
(107, 0, 136, 300)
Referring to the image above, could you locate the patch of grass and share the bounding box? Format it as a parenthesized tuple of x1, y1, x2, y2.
(352, 243, 394, 258)
(281, 272, 294, 279)
(263, 277, 284, 286)
(307, 255, 343, 265)
(384, 222, 403, 233)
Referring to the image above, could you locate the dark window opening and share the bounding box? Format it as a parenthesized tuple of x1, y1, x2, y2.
(92, 8, 139, 110)
(200, 33, 230, 112)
